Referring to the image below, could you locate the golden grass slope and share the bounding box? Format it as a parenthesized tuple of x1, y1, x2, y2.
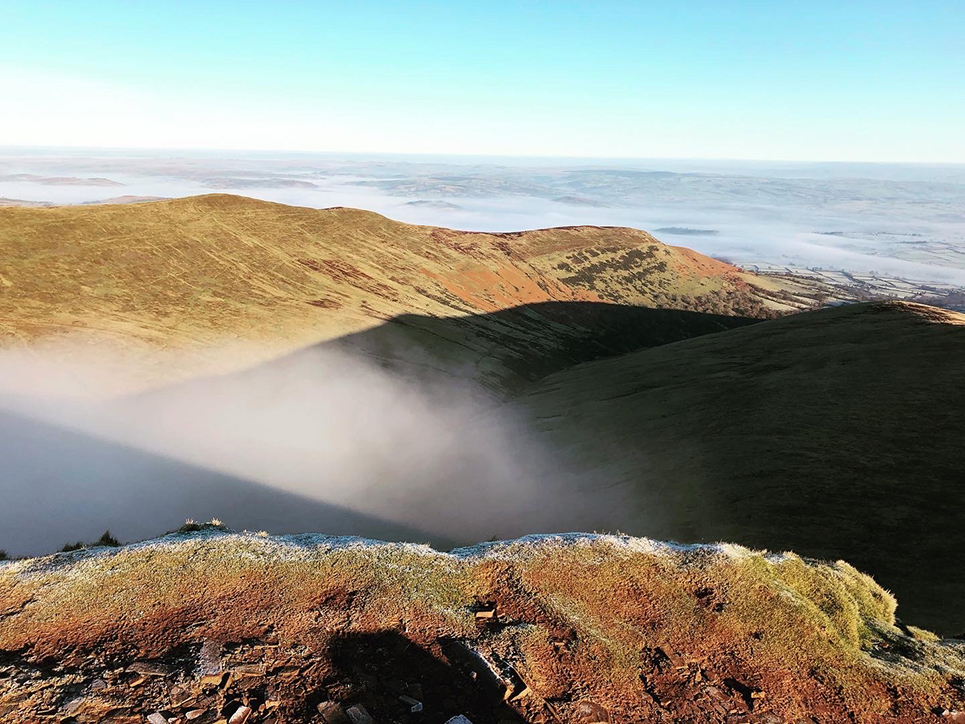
(0, 194, 772, 391)
(1, 530, 963, 722)
(513, 301, 965, 636)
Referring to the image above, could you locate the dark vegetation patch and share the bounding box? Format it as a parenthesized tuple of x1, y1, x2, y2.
(59, 530, 120, 553)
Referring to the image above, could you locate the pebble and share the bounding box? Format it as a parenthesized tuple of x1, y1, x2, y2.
(130, 661, 171, 677)
(399, 694, 423, 713)
(228, 704, 252, 724)
(346, 704, 375, 724)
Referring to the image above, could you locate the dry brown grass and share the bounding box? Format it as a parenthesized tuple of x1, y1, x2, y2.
(0, 194, 771, 392)
(1, 532, 963, 722)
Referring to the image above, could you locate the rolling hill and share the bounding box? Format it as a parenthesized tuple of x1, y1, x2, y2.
(2, 196, 963, 634)
(0, 194, 778, 393)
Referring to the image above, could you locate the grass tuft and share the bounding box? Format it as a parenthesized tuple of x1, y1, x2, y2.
(174, 517, 229, 534)
(96, 530, 120, 547)
(60, 530, 121, 553)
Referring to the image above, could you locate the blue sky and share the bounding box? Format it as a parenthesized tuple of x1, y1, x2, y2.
(1, 1, 962, 161)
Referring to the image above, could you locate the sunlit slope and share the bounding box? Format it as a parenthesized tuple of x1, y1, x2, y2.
(514, 301, 965, 634)
(0, 194, 771, 389)
(2, 530, 964, 722)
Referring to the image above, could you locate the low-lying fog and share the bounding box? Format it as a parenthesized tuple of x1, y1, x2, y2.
(3, 149, 965, 286)
(0, 340, 632, 557)
(3, 149, 965, 555)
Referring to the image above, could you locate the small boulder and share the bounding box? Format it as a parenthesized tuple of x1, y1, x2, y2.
(61, 697, 86, 715)
(399, 694, 423, 713)
(346, 704, 375, 724)
(574, 700, 610, 723)
(198, 640, 222, 676)
(317, 701, 351, 724)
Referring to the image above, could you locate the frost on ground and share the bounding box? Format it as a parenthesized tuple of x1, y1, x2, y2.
(1, 529, 964, 723)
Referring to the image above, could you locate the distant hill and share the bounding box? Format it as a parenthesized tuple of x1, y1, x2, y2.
(0, 193, 779, 391)
(403, 199, 464, 210)
(0, 197, 52, 208)
(0, 173, 123, 186)
(553, 195, 611, 207)
(200, 178, 319, 189)
(1, 195, 168, 207)
(79, 195, 169, 205)
(655, 226, 720, 236)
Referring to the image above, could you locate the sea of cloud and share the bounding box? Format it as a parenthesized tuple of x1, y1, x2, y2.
(3, 151, 963, 284)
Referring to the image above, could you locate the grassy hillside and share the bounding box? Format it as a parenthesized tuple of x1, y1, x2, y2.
(512, 301, 965, 635)
(1, 530, 963, 723)
(3, 193, 961, 684)
(0, 194, 775, 391)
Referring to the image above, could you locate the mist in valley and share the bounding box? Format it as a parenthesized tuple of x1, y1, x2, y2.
(3, 149, 965, 287)
(0, 338, 633, 557)
(4, 149, 965, 557)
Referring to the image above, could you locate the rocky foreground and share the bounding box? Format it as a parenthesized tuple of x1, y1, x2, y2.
(1, 528, 964, 723)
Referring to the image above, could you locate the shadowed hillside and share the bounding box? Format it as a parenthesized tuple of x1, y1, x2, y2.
(0, 194, 776, 392)
(512, 301, 965, 634)
(0, 304, 757, 561)
(124, 300, 965, 633)
(158, 301, 759, 398)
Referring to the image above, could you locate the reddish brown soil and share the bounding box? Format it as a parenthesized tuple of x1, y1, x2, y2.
(1, 533, 963, 723)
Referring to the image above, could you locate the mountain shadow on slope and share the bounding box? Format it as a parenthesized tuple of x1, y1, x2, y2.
(206, 301, 761, 398)
(111, 302, 758, 550)
(0, 407, 445, 557)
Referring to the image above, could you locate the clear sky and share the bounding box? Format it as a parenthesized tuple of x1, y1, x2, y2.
(1, 1, 962, 162)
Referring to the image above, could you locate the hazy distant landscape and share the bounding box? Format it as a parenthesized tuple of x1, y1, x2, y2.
(3, 149, 964, 292)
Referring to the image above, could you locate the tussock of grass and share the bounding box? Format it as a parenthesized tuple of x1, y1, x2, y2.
(58, 529, 120, 553)
(173, 518, 228, 534)
(908, 626, 941, 643)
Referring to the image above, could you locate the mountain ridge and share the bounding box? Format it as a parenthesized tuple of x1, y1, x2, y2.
(0, 193, 779, 392)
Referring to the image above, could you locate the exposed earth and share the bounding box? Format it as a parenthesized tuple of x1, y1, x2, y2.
(2, 528, 964, 723)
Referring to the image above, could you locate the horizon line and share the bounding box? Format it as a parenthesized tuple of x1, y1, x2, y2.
(1, 144, 962, 168)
